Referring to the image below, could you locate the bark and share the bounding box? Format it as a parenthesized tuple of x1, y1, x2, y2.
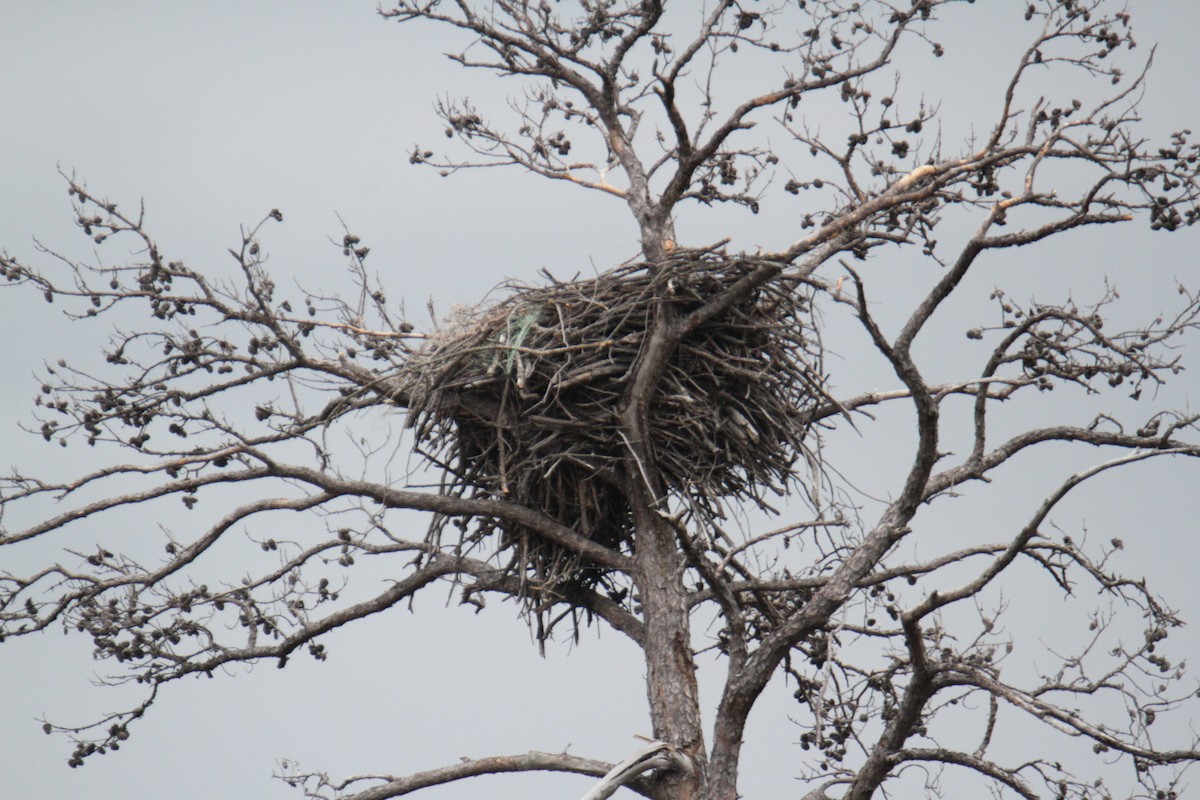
(620, 268, 705, 798)
(632, 507, 704, 799)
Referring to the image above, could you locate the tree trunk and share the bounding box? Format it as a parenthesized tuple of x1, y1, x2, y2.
(620, 276, 706, 799)
(633, 506, 706, 799)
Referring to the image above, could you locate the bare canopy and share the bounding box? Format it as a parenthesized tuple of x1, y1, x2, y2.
(3, 2, 1200, 799)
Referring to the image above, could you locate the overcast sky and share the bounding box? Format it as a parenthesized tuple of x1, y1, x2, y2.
(3, 3, 1200, 799)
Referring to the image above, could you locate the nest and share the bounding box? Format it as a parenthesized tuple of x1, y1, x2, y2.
(400, 251, 826, 593)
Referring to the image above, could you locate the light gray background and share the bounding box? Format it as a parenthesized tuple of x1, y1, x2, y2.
(2, 3, 1199, 798)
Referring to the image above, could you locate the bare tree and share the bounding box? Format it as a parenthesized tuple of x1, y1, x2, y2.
(4, 2, 1200, 799)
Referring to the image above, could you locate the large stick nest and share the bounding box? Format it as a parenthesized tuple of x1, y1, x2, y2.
(400, 251, 826, 591)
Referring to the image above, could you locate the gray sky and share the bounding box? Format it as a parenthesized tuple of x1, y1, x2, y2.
(3, 3, 1200, 798)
